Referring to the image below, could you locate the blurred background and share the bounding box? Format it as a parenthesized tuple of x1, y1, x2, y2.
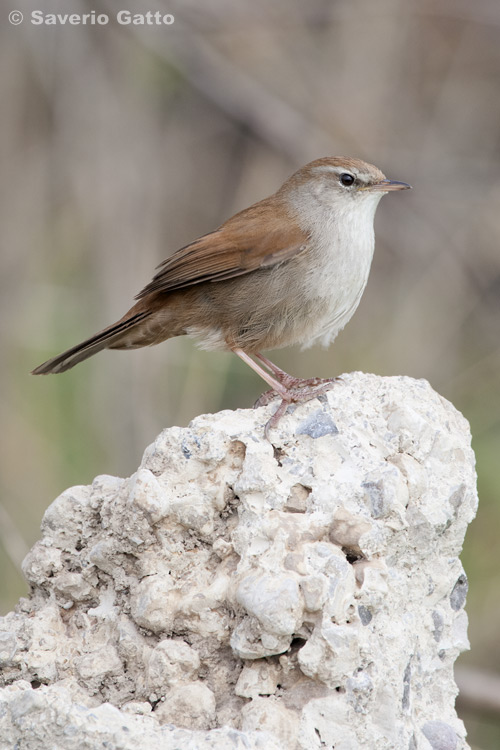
(1, 0, 500, 745)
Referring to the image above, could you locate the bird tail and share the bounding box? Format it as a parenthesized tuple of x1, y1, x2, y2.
(31, 310, 151, 375)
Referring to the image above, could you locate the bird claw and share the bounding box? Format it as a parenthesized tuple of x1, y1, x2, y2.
(275, 374, 335, 390)
(258, 377, 342, 439)
(253, 389, 280, 408)
(264, 398, 290, 440)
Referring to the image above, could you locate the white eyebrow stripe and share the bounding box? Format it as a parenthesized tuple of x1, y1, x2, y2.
(311, 166, 343, 174)
(311, 165, 373, 183)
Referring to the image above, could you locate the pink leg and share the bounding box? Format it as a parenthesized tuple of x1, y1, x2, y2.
(232, 349, 339, 439)
(254, 352, 335, 390)
(232, 349, 289, 398)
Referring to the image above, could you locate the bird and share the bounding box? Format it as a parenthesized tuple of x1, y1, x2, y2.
(32, 156, 411, 437)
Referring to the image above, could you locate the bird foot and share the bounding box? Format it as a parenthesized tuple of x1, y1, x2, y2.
(278, 374, 339, 390)
(253, 376, 342, 409)
(253, 377, 343, 439)
(253, 389, 281, 408)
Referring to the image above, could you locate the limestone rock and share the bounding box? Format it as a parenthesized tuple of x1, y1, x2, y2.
(0, 373, 477, 749)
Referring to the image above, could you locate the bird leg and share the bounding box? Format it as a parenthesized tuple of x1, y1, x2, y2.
(254, 352, 336, 390)
(231, 349, 289, 399)
(232, 348, 339, 438)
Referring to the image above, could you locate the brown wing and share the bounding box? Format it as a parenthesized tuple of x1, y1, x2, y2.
(135, 197, 308, 300)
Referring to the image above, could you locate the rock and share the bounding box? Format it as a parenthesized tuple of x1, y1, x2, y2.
(450, 574, 468, 612)
(154, 681, 216, 729)
(146, 639, 201, 693)
(235, 572, 303, 637)
(0, 373, 477, 749)
(0, 681, 279, 749)
(130, 574, 176, 634)
(0, 632, 17, 667)
(241, 696, 300, 745)
(422, 720, 458, 749)
(235, 661, 280, 698)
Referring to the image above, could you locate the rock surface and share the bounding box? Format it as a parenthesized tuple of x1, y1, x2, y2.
(0, 373, 478, 749)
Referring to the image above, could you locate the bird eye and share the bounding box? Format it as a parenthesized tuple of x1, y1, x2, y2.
(340, 173, 355, 187)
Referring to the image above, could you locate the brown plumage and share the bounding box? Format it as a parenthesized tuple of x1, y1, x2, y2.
(136, 197, 308, 297)
(32, 195, 309, 373)
(32, 156, 410, 435)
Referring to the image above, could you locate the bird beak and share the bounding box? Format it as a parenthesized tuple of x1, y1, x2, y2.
(364, 179, 412, 192)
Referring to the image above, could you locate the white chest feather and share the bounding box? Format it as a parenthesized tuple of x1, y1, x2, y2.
(298, 192, 381, 347)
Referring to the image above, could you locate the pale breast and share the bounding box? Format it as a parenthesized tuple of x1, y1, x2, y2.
(300, 207, 376, 348)
(183, 196, 378, 354)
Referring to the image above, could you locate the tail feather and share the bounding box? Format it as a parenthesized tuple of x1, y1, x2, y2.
(32, 311, 151, 375)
